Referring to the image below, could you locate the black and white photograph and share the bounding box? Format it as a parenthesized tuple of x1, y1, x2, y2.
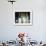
(15, 11, 32, 26)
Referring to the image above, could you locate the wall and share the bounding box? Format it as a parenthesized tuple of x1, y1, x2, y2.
(0, 0, 46, 42)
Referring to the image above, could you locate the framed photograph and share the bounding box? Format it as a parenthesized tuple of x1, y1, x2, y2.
(15, 10, 33, 26)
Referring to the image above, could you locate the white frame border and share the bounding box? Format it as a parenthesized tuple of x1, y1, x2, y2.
(14, 10, 33, 26)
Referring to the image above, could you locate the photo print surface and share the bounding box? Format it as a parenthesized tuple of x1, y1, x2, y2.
(15, 11, 32, 26)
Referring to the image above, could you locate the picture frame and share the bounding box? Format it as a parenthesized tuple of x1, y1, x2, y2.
(14, 10, 33, 26)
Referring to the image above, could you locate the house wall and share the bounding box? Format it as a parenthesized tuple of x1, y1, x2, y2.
(0, 0, 46, 42)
